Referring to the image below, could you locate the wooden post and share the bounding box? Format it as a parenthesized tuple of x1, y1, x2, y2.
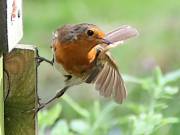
(0, 56, 4, 135)
(1, 1, 38, 134)
(4, 44, 37, 135)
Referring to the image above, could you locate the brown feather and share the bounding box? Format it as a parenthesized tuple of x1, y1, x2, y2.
(99, 64, 113, 96)
(95, 63, 110, 92)
(93, 51, 127, 103)
(104, 67, 115, 97)
(114, 71, 127, 103)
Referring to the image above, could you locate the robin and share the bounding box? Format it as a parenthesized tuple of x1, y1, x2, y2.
(37, 23, 138, 111)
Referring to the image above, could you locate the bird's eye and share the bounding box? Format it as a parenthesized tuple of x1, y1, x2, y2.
(87, 30, 94, 36)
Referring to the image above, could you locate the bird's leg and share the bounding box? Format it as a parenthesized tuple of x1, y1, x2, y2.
(36, 56, 53, 66)
(35, 49, 54, 106)
(35, 86, 69, 114)
(35, 49, 53, 66)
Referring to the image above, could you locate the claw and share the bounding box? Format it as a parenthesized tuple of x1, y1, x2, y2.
(36, 56, 53, 66)
(34, 103, 45, 115)
(37, 97, 42, 106)
(35, 49, 53, 66)
(34, 86, 69, 116)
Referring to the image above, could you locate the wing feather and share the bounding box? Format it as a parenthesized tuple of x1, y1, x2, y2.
(99, 65, 113, 96)
(95, 63, 110, 91)
(90, 25, 138, 102)
(113, 70, 127, 103)
(94, 52, 127, 103)
(104, 67, 115, 97)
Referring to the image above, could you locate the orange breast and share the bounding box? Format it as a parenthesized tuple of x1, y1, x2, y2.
(53, 41, 96, 77)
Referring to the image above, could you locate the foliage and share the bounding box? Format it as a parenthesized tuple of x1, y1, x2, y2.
(38, 67, 180, 135)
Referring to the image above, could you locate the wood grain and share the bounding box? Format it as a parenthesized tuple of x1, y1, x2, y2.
(4, 45, 37, 135)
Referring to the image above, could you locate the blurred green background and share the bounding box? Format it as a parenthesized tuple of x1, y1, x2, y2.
(22, 0, 180, 135)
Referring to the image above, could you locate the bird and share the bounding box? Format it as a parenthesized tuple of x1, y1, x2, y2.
(36, 23, 138, 111)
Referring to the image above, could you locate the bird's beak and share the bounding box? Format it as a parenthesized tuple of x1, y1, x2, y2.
(99, 38, 112, 45)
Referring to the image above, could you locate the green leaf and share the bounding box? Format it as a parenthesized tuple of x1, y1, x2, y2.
(164, 86, 179, 95)
(154, 67, 164, 86)
(70, 119, 89, 134)
(38, 103, 62, 128)
(51, 120, 69, 135)
(163, 69, 180, 83)
(161, 117, 179, 125)
(123, 74, 143, 84)
(141, 78, 154, 91)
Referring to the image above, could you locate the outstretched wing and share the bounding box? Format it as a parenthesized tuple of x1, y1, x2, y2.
(85, 25, 138, 103)
(95, 52, 127, 103)
(85, 49, 127, 103)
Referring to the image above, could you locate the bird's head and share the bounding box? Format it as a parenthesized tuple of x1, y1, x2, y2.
(53, 23, 111, 51)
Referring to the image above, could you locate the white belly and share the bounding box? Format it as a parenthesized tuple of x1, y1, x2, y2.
(53, 60, 83, 86)
(54, 60, 68, 75)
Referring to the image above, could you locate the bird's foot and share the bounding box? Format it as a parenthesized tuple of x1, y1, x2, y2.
(35, 49, 53, 66)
